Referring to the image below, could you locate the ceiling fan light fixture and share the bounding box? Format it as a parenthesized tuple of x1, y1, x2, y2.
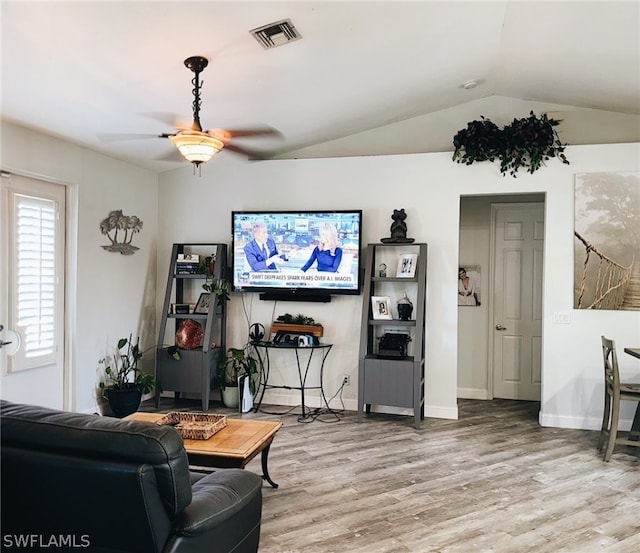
(169, 131, 224, 165)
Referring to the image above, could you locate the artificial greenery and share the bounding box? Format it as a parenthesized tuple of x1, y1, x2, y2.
(202, 277, 230, 304)
(196, 252, 230, 304)
(452, 111, 569, 177)
(98, 335, 159, 394)
(219, 346, 258, 392)
(275, 313, 320, 326)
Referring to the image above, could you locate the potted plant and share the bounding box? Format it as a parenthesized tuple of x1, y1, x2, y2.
(98, 334, 159, 418)
(452, 111, 569, 177)
(218, 345, 258, 409)
(271, 313, 324, 339)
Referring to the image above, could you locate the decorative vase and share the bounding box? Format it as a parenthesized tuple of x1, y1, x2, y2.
(397, 292, 413, 321)
(175, 319, 204, 349)
(104, 386, 142, 418)
(222, 386, 239, 409)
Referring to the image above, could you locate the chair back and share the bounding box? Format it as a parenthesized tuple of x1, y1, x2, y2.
(601, 336, 621, 398)
(1, 400, 192, 553)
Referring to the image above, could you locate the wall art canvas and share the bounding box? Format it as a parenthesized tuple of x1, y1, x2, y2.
(458, 265, 481, 306)
(574, 171, 640, 310)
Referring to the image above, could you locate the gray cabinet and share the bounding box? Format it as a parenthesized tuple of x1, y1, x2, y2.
(357, 243, 427, 428)
(155, 243, 227, 411)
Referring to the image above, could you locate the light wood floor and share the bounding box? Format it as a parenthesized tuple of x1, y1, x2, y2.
(146, 398, 640, 553)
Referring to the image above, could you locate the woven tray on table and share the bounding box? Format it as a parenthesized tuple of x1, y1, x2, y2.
(155, 412, 228, 440)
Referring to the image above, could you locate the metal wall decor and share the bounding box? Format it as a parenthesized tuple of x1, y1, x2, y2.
(99, 209, 143, 255)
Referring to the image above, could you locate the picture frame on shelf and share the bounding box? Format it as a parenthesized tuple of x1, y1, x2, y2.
(396, 253, 418, 278)
(371, 296, 393, 320)
(194, 292, 211, 314)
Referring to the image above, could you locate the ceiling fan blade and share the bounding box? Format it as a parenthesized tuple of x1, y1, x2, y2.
(97, 132, 161, 142)
(223, 142, 270, 160)
(206, 127, 282, 142)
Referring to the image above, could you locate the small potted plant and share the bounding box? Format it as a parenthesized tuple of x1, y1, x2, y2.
(98, 334, 159, 418)
(218, 345, 258, 409)
(271, 313, 323, 339)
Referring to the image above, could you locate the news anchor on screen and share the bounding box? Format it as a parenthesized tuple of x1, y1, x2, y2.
(244, 223, 288, 271)
(301, 224, 343, 273)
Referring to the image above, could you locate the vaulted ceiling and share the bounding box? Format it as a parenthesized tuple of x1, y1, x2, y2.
(2, 1, 639, 173)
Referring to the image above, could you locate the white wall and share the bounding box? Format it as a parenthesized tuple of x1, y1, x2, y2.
(1, 122, 158, 413)
(159, 143, 640, 429)
(3, 118, 638, 429)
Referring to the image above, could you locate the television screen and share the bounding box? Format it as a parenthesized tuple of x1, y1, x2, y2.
(231, 210, 362, 299)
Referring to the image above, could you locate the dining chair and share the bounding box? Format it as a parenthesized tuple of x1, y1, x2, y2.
(597, 336, 640, 461)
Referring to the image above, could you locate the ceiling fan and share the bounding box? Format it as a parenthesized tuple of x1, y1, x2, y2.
(100, 56, 280, 170)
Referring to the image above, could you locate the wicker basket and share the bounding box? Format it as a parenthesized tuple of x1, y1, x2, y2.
(156, 412, 227, 440)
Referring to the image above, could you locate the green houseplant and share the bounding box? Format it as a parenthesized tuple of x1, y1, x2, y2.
(202, 277, 230, 305)
(99, 335, 159, 417)
(218, 346, 259, 409)
(452, 111, 569, 177)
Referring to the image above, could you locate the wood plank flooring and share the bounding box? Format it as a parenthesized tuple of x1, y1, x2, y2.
(144, 398, 640, 553)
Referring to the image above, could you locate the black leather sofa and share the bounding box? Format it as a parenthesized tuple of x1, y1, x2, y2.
(0, 400, 263, 553)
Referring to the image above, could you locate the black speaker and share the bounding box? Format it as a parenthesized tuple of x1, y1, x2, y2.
(249, 323, 265, 342)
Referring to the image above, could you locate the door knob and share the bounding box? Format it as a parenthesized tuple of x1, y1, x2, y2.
(0, 327, 21, 355)
(495, 324, 507, 331)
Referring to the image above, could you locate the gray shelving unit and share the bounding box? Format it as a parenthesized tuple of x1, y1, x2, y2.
(357, 242, 427, 428)
(156, 243, 227, 411)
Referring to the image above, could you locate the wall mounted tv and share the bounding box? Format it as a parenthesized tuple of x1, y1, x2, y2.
(231, 210, 363, 302)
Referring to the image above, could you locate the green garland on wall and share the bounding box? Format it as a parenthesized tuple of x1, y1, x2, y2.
(452, 111, 570, 177)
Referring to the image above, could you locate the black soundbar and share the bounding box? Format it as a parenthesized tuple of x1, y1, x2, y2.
(258, 290, 332, 303)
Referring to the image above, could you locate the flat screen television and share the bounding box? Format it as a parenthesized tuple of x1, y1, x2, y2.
(231, 210, 363, 301)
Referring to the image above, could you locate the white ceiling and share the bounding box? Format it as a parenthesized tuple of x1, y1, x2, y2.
(2, 1, 639, 173)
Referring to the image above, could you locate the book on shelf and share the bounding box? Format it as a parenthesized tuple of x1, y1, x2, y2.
(175, 261, 199, 275)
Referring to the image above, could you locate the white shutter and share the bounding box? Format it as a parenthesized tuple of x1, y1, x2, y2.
(10, 193, 57, 370)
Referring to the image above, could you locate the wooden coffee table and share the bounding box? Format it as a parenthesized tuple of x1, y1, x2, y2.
(126, 412, 283, 488)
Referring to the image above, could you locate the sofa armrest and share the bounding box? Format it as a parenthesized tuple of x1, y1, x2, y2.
(164, 469, 263, 553)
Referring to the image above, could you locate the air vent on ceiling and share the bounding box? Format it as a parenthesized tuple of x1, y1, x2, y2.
(250, 19, 301, 49)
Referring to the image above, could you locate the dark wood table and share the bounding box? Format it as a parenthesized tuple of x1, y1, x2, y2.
(624, 347, 640, 360)
(623, 348, 640, 438)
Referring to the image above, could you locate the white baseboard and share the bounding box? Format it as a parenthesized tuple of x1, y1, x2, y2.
(457, 387, 491, 400)
(539, 412, 634, 431)
(259, 390, 459, 420)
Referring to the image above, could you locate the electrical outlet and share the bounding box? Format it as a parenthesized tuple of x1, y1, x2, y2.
(343, 374, 350, 386)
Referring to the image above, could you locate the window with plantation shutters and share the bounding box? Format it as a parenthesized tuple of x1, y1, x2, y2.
(1, 174, 65, 383)
(2, 174, 65, 408)
(13, 194, 57, 365)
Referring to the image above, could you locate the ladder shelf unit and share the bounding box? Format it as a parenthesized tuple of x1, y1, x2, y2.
(156, 243, 227, 411)
(357, 242, 427, 428)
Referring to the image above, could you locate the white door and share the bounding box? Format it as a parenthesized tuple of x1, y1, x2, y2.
(0, 173, 67, 409)
(491, 203, 544, 401)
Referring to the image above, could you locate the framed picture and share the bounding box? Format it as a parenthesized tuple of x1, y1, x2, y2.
(396, 253, 418, 278)
(371, 296, 393, 320)
(194, 292, 211, 314)
(458, 265, 481, 306)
